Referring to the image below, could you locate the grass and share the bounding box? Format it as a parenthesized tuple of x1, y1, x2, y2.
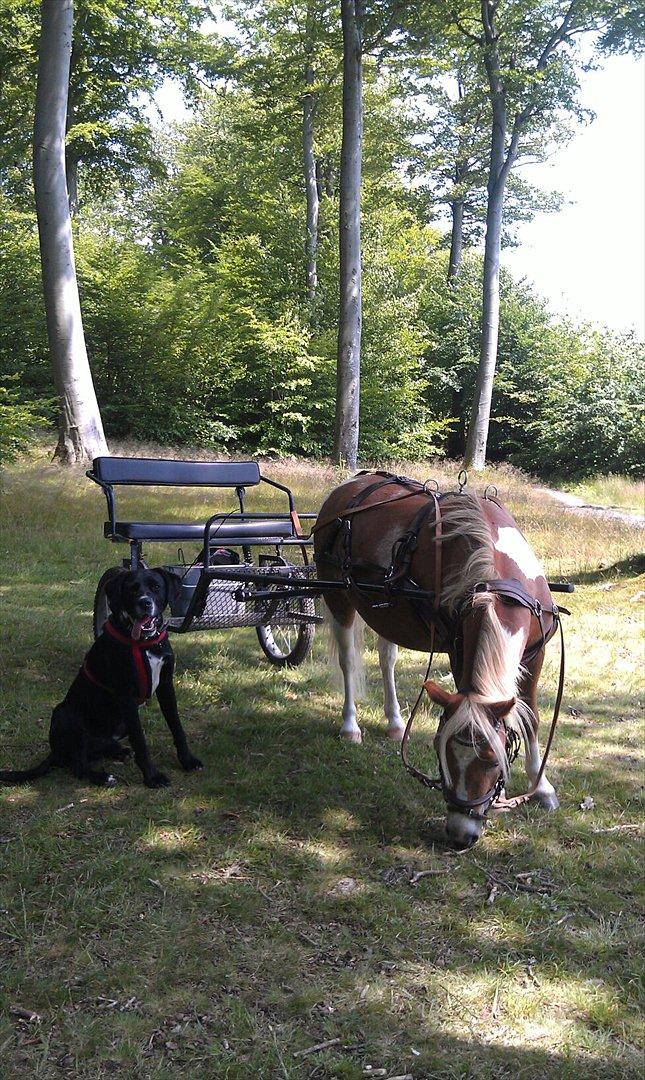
(563, 475, 644, 515)
(0, 448, 643, 1079)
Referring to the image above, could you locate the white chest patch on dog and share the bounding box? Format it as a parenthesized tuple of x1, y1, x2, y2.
(148, 653, 164, 696)
(495, 527, 544, 582)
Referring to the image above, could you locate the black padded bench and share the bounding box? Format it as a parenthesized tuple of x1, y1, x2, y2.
(87, 456, 309, 561)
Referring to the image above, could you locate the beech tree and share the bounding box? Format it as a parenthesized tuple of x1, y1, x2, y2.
(33, 0, 107, 463)
(1, 0, 215, 214)
(449, 0, 645, 469)
(333, 0, 364, 468)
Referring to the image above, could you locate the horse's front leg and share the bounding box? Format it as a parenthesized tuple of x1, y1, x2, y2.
(377, 637, 405, 740)
(520, 657, 559, 811)
(330, 613, 363, 744)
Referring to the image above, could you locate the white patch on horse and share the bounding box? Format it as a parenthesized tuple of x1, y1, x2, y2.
(148, 653, 164, 696)
(495, 527, 544, 582)
(502, 625, 525, 681)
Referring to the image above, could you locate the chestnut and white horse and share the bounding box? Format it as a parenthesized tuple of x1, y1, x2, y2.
(314, 473, 560, 849)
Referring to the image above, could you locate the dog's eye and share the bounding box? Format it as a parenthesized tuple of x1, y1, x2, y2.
(149, 581, 160, 591)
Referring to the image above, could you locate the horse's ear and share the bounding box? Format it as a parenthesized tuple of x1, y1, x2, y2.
(424, 680, 463, 713)
(488, 697, 516, 720)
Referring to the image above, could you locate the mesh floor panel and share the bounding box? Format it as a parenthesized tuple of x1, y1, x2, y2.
(167, 563, 320, 630)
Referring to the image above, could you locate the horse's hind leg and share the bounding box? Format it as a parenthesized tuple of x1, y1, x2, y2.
(520, 657, 559, 811)
(377, 637, 405, 740)
(327, 604, 363, 744)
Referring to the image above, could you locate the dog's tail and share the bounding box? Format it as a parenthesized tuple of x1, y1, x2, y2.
(0, 754, 55, 783)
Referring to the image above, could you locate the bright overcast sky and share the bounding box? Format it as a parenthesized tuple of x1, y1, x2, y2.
(156, 53, 644, 339)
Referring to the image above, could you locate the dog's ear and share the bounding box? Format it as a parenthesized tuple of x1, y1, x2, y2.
(154, 569, 183, 611)
(105, 569, 128, 613)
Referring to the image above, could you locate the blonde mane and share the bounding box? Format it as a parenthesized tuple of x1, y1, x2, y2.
(434, 496, 533, 775)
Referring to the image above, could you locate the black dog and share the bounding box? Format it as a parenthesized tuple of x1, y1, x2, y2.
(0, 568, 202, 788)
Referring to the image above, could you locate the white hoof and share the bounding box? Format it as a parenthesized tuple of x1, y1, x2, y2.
(340, 728, 363, 744)
(386, 724, 406, 741)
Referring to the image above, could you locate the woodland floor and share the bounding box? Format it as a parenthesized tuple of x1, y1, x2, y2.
(0, 451, 643, 1079)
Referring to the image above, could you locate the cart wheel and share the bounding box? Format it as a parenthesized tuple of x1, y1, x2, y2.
(256, 617, 315, 668)
(93, 567, 122, 638)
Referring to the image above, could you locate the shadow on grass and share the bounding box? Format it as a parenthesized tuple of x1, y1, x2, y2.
(569, 553, 645, 585)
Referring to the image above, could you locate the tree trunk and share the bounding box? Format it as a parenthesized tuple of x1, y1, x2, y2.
(333, 0, 362, 470)
(447, 197, 464, 282)
(65, 150, 79, 216)
(464, 12, 506, 471)
(33, 0, 107, 464)
(463, 176, 504, 469)
(303, 61, 319, 309)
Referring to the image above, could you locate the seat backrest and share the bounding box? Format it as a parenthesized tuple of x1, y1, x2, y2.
(91, 457, 261, 488)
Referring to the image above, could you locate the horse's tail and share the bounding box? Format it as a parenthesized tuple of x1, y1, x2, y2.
(0, 754, 55, 784)
(325, 607, 366, 700)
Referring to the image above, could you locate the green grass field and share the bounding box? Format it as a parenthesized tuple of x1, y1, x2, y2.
(0, 450, 643, 1079)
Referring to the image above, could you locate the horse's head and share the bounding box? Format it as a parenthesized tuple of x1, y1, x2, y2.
(425, 680, 518, 849)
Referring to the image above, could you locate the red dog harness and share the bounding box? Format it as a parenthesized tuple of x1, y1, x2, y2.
(83, 620, 168, 705)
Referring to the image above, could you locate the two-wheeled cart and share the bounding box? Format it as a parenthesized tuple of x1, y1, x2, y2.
(88, 456, 321, 667)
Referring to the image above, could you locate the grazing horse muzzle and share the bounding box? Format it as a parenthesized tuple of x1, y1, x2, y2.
(427, 681, 521, 847)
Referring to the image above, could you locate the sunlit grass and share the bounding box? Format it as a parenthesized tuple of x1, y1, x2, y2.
(0, 448, 643, 1078)
(564, 474, 644, 514)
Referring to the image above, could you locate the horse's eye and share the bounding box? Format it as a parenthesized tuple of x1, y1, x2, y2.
(480, 757, 500, 770)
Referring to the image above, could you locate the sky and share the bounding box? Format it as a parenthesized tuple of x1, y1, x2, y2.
(156, 52, 644, 339)
(502, 55, 645, 339)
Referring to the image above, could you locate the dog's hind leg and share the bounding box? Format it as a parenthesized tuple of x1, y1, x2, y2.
(101, 739, 131, 762)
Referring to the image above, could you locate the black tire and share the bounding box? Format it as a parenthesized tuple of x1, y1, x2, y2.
(256, 616, 315, 668)
(93, 567, 122, 638)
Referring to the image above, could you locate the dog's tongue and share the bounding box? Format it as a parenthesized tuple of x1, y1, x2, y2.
(131, 620, 144, 641)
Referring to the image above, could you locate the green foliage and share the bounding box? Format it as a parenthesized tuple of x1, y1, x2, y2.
(0, 0, 217, 205)
(0, 1, 641, 476)
(0, 377, 50, 461)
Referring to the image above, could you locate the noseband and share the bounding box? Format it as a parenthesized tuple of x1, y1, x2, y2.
(438, 724, 523, 822)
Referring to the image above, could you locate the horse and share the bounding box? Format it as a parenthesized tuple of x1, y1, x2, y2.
(313, 471, 562, 850)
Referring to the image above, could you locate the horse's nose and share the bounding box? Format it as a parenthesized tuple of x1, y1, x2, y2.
(449, 832, 478, 851)
(445, 811, 481, 850)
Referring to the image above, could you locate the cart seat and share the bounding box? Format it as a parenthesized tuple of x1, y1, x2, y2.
(107, 520, 296, 542)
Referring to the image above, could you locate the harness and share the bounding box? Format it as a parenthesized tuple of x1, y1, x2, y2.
(82, 619, 168, 705)
(314, 471, 568, 820)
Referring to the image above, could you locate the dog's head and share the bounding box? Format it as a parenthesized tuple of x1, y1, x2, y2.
(105, 568, 182, 639)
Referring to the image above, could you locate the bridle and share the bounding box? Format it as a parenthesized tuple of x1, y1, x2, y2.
(434, 720, 523, 823)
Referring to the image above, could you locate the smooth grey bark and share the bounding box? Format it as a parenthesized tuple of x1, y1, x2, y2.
(303, 61, 319, 308)
(33, 0, 107, 463)
(447, 196, 464, 282)
(333, 0, 362, 469)
(464, 0, 512, 470)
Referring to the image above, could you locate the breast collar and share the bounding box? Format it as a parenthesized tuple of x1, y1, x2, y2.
(82, 618, 168, 704)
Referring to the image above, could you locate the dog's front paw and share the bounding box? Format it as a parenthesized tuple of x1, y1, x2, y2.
(180, 753, 203, 772)
(145, 772, 171, 788)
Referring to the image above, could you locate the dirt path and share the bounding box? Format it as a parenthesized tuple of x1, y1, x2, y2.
(535, 487, 644, 527)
